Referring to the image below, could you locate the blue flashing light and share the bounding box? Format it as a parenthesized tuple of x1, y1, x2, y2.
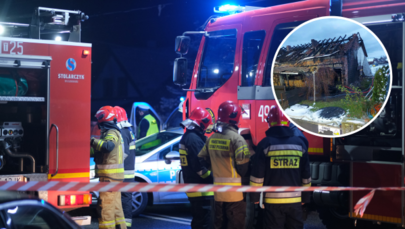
(180, 97, 185, 102)
(218, 4, 239, 12)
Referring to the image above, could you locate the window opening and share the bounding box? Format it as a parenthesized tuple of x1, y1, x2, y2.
(241, 30, 266, 86)
(197, 29, 237, 89)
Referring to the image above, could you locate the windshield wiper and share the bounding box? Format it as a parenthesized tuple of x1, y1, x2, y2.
(183, 86, 220, 93)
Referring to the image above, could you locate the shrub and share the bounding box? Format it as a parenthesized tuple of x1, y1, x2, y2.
(337, 85, 367, 118)
(372, 66, 389, 104)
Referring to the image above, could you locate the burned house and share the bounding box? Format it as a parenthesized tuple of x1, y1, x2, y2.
(273, 33, 372, 108)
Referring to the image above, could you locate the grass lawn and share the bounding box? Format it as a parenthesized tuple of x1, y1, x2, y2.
(300, 100, 350, 112)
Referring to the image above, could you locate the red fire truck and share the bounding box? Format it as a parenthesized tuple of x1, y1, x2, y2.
(0, 7, 91, 222)
(173, 0, 405, 228)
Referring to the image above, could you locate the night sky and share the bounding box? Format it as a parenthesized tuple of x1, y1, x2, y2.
(2, 0, 304, 48)
(1, 0, 305, 119)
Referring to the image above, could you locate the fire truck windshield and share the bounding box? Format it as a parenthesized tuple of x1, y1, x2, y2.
(197, 29, 237, 89)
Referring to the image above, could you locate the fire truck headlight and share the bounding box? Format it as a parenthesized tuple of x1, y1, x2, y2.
(0, 25, 4, 35)
(55, 36, 62, 41)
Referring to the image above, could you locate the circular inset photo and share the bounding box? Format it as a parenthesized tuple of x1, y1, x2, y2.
(271, 16, 392, 137)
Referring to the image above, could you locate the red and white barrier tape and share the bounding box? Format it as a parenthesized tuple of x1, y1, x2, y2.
(0, 181, 388, 192)
(354, 189, 375, 218)
(0, 181, 392, 193)
(0, 181, 390, 217)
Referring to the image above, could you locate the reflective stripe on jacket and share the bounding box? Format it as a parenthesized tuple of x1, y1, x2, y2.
(92, 128, 124, 180)
(198, 125, 250, 202)
(121, 127, 136, 180)
(250, 126, 311, 204)
(179, 129, 214, 200)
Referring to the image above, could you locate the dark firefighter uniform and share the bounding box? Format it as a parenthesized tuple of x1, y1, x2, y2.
(250, 126, 311, 229)
(91, 126, 126, 229)
(198, 124, 250, 229)
(121, 127, 136, 228)
(289, 122, 308, 150)
(180, 129, 214, 229)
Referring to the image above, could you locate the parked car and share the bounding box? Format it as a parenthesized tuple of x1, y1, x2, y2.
(0, 191, 82, 229)
(132, 130, 186, 216)
(90, 101, 187, 216)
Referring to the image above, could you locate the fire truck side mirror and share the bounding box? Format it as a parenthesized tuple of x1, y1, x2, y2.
(173, 57, 188, 87)
(175, 36, 190, 55)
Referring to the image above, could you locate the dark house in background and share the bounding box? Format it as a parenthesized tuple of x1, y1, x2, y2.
(91, 44, 177, 119)
(273, 33, 372, 108)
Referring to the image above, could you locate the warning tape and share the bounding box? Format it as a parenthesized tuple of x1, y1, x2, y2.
(0, 180, 399, 193)
(1, 181, 399, 217)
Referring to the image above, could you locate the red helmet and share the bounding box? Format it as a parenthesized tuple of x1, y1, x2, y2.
(189, 107, 213, 131)
(95, 106, 116, 123)
(217, 101, 242, 125)
(266, 105, 289, 128)
(114, 106, 128, 123)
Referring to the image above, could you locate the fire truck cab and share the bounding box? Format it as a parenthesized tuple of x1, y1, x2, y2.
(0, 7, 91, 225)
(173, 0, 405, 228)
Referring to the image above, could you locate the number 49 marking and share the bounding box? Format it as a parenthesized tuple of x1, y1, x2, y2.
(258, 105, 271, 122)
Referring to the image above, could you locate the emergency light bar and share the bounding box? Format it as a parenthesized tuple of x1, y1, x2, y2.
(213, 4, 263, 14)
(214, 4, 245, 14)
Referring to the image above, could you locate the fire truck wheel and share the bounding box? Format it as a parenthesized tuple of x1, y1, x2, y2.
(132, 192, 148, 217)
(318, 207, 354, 229)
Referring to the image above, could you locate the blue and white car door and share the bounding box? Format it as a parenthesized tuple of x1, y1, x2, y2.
(157, 143, 186, 202)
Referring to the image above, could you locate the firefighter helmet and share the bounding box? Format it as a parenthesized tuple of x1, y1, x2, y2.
(266, 105, 289, 128)
(188, 107, 213, 131)
(114, 106, 132, 128)
(217, 101, 242, 125)
(114, 106, 128, 123)
(95, 106, 116, 123)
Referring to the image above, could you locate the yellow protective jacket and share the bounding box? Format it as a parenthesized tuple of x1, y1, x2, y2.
(198, 125, 250, 202)
(92, 128, 125, 180)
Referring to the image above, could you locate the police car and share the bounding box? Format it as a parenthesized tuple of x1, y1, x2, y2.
(90, 101, 187, 217)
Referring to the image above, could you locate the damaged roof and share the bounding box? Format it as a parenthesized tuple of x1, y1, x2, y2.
(276, 33, 367, 63)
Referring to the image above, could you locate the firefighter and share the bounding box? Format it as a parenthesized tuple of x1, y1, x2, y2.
(289, 122, 308, 150)
(114, 106, 136, 229)
(179, 107, 214, 229)
(250, 105, 311, 229)
(91, 106, 127, 229)
(136, 105, 159, 139)
(198, 101, 250, 229)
